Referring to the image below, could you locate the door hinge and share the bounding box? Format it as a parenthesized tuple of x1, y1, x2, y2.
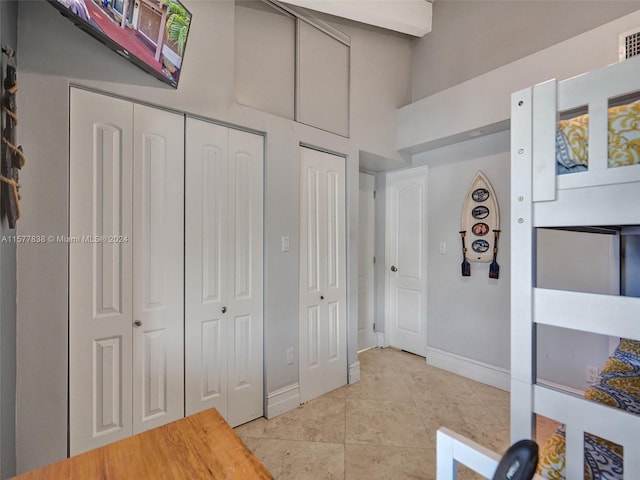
(373, 190, 376, 199)
(373, 256, 376, 264)
(373, 323, 376, 331)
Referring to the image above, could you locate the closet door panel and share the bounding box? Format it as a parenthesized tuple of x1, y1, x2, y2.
(132, 104, 185, 433)
(232, 152, 252, 299)
(227, 129, 264, 427)
(185, 118, 230, 416)
(69, 89, 134, 454)
(201, 318, 226, 401)
(299, 147, 347, 404)
(93, 337, 125, 432)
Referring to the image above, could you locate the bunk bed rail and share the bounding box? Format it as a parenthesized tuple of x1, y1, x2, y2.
(436, 428, 546, 480)
(533, 181, 640, 228)
(534, 288, 640, 341)
(436, 428, 501, 479)
(532, 55, 640, 201)
(535, 385, 640, 478)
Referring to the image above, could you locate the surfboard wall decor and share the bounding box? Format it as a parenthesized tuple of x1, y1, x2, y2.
(459, 171, 501, 278)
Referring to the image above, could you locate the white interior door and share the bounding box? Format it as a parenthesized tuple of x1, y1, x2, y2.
(299, 146, 347, 403)
(226, 128, 264, 426)
(358, 172, 375, 351)
(185, 118, 264, 427)
(70, 89, 134, 454)
(185, 119, 229, 418)
(70, 90, 185, 454)
(386, 167, 428, 357)
(131, 104, 185, 434)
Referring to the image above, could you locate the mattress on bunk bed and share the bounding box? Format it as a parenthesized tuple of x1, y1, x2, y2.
(556, 99, 640, 174)
(537, 339, 640, 480)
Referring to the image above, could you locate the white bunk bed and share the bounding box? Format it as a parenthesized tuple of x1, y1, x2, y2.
(510, 53, 640, 480)
(436, 55, 640, 480)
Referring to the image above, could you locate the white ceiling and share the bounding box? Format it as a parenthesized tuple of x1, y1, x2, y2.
(279, 0, 433, 37)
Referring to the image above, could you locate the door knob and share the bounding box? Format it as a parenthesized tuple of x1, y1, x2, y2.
(390, 265, 398, 272)
(222, 306, 227, 314)
(320, 295, 325, 300)
(133, 320, 142, 327)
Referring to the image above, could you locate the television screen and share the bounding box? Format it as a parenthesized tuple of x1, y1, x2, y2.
(48, 0, 192, 88)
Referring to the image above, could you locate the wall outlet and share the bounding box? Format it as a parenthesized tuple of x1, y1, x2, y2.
(286, 347, 295, 365)
(439, 242, 446, 254)
(586, 365, 599, 384)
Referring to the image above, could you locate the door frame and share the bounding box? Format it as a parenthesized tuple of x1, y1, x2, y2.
(358, 171, 376, 351)
(384, 166, 429, 354)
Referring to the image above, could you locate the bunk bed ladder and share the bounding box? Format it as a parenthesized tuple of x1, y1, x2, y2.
(510, 86, 536, 443)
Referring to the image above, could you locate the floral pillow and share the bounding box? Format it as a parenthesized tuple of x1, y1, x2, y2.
(556, 100, 640, 171)
(611, 338, 640, 369)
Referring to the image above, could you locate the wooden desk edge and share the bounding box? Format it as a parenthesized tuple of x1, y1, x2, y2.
(14, 409, 273, 480)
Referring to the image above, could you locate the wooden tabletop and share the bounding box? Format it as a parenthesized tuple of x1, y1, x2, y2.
(14, 409, 273, 479)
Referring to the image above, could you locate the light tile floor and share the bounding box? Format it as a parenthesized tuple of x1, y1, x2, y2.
(234, 347, 512, 480)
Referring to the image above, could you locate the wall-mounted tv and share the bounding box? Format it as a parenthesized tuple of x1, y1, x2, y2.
(48, 0, 192, 88)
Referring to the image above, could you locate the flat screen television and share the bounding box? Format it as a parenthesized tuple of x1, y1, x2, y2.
(48, 0, 192, 88)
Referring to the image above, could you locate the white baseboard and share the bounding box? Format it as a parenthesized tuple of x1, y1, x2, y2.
(349, 361, 361, 384)
(265, 383, 300, 419)
(536, 378, 586, 397)
(426, 347, 510, 392)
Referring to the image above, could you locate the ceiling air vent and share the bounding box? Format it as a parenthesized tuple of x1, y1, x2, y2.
(619, 27, 640, 61)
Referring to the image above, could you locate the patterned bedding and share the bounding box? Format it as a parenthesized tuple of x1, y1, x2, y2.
(556, 100, 640, 174)
(537, 339, 640, 480)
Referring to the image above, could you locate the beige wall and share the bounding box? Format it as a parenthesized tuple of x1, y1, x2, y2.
(412, 1, 640, 101)
(413, 132, 511, 373)
(405, 8, 640, 392)
(399, 9, 640, 154)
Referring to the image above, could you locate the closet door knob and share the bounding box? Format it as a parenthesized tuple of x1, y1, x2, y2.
(390, 265, 398, 272)
(133, 320, 142, 327)
(320, 295, 325, 300)
(222, 306, 227, 314)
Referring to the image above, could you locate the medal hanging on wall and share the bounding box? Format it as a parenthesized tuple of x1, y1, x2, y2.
(1, 45, 25, 228)
(459, 171, 500, 278)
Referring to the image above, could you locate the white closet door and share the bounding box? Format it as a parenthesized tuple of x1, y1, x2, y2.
(185, 118, 230, 417)
(299, 147, 347, 403)
(69, 89, 134, 454)
(185, 118, 264, 427)
(226, 128, 264, 427)
(131, 104, 185, 433)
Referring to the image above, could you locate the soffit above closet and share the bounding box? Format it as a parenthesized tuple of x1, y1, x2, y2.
(279, 0, 433, 37)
